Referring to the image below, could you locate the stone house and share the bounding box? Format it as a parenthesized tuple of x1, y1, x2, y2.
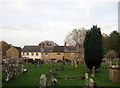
(6, 46, 21, 60)
(21, 43, 84, 61)
(21, 46, 41, 60)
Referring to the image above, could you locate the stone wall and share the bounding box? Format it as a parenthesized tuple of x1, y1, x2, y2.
(108, 65, 120, 82)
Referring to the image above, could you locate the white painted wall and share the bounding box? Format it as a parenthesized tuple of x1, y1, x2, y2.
(21, 52, 42, 59)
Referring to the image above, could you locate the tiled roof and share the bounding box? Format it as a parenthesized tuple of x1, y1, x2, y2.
(21, 45, 81, 53)
(13, 46, 22, 52)
(65, 46, 78, 52)
(22, 46, 41, 52)
(43, 46, 54, 52)
(79, 48, 84, 53)
(53, 46, 65, 52)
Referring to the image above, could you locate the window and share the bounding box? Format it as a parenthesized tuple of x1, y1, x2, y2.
(57, 53, 61, 55)
(45, 53, 48, 55)
(21, 52, 24, 55)
(36, 52, 38, 56)
(31, 53, 34, 56)
(70, 53, 74, 56)
(27, 52, 29, 55)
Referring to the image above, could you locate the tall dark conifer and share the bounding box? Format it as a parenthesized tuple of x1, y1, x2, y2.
(84, 25, 103, 69)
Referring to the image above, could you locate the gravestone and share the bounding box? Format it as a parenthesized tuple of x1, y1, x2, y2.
(109, 60, 112, 66)
(37, 62, 40, 68)
(71, 59, 73, 66)
(61, 65, 64, 71)
(89, 78, 94, 88)
(39, 74, 46, 88)
(85, 73, 88, 87)
(47, 74, 57, 86)
(91, 66, 95, 77)
(74, 58, 77, 67)
(49, 62, 53, 71)
(21, 64, 24, 74)
(47, 70, 52, 86)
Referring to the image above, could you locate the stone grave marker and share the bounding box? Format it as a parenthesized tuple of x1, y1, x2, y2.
(89, 78, 94, 88)
(91, 66, 95, 77)
(21, 64, 24, 74)
(85, 73, 88, 87)
(61, 65, 64, 71)
(39, 74, 47, 88)
(109, 59, 112, 66)
(74, 58, 77, 67)
(71, 59, 73, 66)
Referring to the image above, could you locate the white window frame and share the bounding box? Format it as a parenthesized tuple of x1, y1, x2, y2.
(70, 53, 74, 56)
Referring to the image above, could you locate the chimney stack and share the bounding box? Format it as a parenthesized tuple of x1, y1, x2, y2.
(64, 42, 66, 47)
(40, 42, 44, 49)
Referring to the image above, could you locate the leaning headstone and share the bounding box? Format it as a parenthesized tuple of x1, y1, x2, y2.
(39, 74, 46, 88)
(85, 73, 88, 87)
(91, 66, 95, 77)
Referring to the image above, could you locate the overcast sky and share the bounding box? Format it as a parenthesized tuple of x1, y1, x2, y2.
(0, 0, 119, 47)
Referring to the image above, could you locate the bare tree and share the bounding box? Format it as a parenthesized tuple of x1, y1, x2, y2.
(65, 28, 87, 48)
(39, 40, 58, 46)
(107, 50, 118, 59)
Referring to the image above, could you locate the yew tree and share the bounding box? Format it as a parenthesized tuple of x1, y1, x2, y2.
(84, 25, 103, 69)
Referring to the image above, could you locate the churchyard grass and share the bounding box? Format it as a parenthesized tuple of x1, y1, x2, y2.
(2, 62, 120, 87)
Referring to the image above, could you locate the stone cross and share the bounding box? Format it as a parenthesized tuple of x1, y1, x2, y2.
(39, 74, 46, 88)
(85, 73, 88, 87)
(91, 66, 95, 77)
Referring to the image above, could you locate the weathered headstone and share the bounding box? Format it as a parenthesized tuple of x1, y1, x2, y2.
(85, 73, 88, 87)
(37, 62, 40, 68)
(89, 78, 94, 88)
(71, 59, 73, 66)
(110, 59, 112, 66)
(47, 74, 57, 86)
(39, 74, 46, 88)
(47, 70, 52, 86)
(50, 62, 53, 71)
(21, 64, 24, 74)
(61, 65, 64, 71)
(91, 66, 95, 77)
(74, 58, 77, 67)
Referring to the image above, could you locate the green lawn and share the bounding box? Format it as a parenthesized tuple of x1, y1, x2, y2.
(2, 62, 120, 87)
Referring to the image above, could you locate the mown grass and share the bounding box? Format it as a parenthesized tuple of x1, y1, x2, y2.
(2, 62, 120, 87)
